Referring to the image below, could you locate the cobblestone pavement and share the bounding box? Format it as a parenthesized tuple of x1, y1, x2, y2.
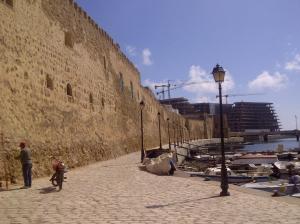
(1, 152, 300, 224)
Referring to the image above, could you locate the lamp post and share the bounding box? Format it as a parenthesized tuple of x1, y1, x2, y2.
(173, 122, 178, 162)
(175, 122, 179, 146)
(212, 64, 230, 196)
(167, 118, 171, 150)
(179, 123, 183, 145)
(140, 100, 145, 162)
(158, 112, 162, 149)
(173, 122, 177, 147)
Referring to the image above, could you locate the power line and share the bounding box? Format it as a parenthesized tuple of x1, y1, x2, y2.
(216, 93, 265, 104)
(156, 80, 213, 99)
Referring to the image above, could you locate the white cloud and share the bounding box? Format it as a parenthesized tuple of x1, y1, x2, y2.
(142, 48, 153, 66)
(183, 65, 235, 95)
(248, 71, 288, 91)
(125, 45, 137, 56)
(285, 54, 300, 71)
(143, 65, 235, 102)
(192, 96, 211, 103)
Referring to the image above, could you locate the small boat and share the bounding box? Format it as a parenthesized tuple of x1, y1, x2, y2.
(241, 180, 300, 195)
(143, 153, 176, 175)
(193, 154, 211, 161)
(188, 167, 269, 183)
(231, 154, 278, 166)
(274, 161, 300, 174)
(277, 152, 297, 161)
(291, 193, 300, 198)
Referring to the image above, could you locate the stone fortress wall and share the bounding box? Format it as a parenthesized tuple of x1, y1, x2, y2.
(0, 0, 213, 180)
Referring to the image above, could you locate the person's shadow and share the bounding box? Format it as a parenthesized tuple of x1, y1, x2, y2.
(0, 188, 22, 192)
(38, 186, 58, 194)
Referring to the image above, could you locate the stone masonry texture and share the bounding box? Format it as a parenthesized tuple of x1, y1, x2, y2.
(0, 0, 213, 180)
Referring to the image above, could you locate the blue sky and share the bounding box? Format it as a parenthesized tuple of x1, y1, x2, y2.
(76, 0, 300, 130)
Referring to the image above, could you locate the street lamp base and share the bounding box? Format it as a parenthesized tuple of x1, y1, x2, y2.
(220, 191, 230, 197)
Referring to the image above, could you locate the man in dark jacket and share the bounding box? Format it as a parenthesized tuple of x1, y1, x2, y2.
(19, 142, 32, 188)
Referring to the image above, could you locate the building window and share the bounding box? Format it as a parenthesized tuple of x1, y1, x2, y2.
(130, 81, 134, 99)
(119, 72, 124, 92)
(89, 93, 93, 104)
(67, 83, 72, 96)
(64, 32, 74, 48)
(46, 74, 54, 90)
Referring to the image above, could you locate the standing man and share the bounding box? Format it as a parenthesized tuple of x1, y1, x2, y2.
(19, 142, 32, 188)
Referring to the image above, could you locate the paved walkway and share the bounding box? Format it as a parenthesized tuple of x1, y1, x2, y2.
(0, 152, 299, 224)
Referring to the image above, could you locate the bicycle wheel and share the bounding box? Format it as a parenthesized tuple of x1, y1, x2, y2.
(51, 174, 58, 186)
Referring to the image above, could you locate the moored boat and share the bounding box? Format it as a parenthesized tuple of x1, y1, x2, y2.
(188, 167, 269, 183)
(273, 161, 300, 175)
(241, 180, 300, 195)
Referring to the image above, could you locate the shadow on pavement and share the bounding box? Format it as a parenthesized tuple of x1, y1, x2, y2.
(38, 186, 57, 194)
(145, 195, 220, 209)
(138, 166, 147, 172)
(0, 187, 24, 192)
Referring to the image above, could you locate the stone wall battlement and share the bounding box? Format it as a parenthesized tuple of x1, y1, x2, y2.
(63, 0, 140, 78)
(0, 0, 212, 180)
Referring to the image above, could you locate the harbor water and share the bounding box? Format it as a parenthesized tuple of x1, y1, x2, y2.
(242, 138, 300, 152)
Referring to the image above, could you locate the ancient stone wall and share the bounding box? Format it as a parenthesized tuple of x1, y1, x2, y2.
(0, 0, 212, 180)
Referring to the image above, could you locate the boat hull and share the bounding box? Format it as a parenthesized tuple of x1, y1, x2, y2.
(188, 172, 269, 183)
(241, 180, 300, 194)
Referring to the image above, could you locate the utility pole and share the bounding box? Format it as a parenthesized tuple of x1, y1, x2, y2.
(224, 95, 228, 104)
(155, 81, 176, 100)
(167, 80, 171, 99)
(296, 115, 299, 142)
(155, 84, 168, 100)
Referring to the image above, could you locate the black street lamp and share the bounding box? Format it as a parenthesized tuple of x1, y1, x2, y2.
(173, 122, 177, 147)
(157, 112, 162, 149)
(182, 124, 185, 143)
(175, 122, 179, 146)
(167, 118, 171, 150)
(140, 100, 145, 162)
(172, 122, 178, 162)
(212, 64, 230, 196)
(179, 123, 183, 145)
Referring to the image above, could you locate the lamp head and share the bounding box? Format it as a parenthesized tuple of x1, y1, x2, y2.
(212, 64, 225, 83)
